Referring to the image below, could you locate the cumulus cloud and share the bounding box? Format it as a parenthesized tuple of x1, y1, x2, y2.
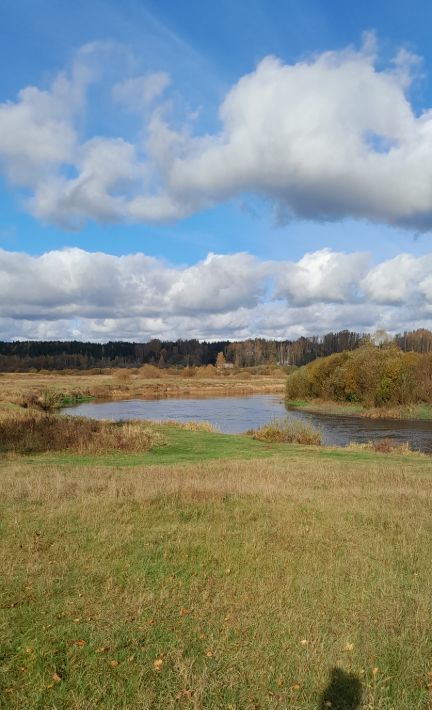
(1, 247, 432, 341)
(361, 253, 432, 304)
(3, 35, 432, 229)
(274, 249, 369, 305)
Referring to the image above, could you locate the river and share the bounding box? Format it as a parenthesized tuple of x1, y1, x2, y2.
(62, 394, 432, 453)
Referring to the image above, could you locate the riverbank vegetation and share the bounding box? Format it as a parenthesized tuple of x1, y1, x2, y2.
(0, 411, 165, 455)
(249, 417, 322, 446)
(0, 367, 286, 411)
(1, 450, 432, 708)
(286, 342, 432, 413)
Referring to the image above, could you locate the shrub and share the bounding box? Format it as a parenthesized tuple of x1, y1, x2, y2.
(20, 388, 64, 412)
(286, 344, 432, 408)
(234, 370, 252, 379)
(138, 364, 161, 379)
(115, 369, 133, 383)
(250, 417, 322, 446)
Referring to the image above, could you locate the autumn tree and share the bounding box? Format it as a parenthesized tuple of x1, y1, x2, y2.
(216, 351, 226, 368)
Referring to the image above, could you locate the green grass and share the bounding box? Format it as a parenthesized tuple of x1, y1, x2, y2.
(2, 424, 429, 469)
(58, 394, 95, 408)
(1, 454, 432, 708)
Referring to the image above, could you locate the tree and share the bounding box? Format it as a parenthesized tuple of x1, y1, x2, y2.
(216, 351, 226, 368)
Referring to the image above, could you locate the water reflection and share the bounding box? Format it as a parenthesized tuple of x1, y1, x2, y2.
(63, 394, 432, 453)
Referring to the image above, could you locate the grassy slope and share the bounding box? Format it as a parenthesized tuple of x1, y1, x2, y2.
(1, 427, 432, 708)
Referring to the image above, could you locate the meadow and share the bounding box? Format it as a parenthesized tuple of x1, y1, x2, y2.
(1, 370, 432, 709)
(0, 366, 286, 411)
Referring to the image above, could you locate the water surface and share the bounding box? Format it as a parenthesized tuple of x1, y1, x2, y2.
(63, 394, 432, 452)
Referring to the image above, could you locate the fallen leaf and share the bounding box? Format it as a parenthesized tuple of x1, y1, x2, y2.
(109, 660, 119, 668)
(205, 650, 214, 658)
(25, 647, 33, 654)
(74, 639, 86, 647)
(176, 689, 192, 699)
(343, 643, 354, 652)
(96, 646, 109, 653)
(372, 667, 379, 675)
(291, 683, 300, 691)
(52, 672, 61, 683)
(153, 658, 163, 671)
(179, 607, 191, 616)
(300, 639, 308, 646)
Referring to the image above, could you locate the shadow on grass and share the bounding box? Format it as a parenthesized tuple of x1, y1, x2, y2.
(319, 667, 362, 709)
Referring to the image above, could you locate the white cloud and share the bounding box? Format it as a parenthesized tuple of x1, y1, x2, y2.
(1, 247, 432, 341)
(112, 72, 170, 108)
(274, 249, 369, 305)
(361, 253, 432, 304)
(3, 36, 432, 229)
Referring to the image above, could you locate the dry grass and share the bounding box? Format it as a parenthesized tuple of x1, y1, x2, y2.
(0, 369, 285, 409)
(1, 455, 432, 708)
(162, 420, 218, 432)
(346, 439, 416, 455)
(0, 411, 165, 455)
(250, 417, 322, 446)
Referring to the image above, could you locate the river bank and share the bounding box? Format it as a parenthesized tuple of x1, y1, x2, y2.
(0, 369, 286, 410)
(286, 398, 432, 420)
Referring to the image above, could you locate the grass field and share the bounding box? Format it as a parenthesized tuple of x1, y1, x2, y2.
(1, 428, 432, 709)
(1, 373, 432, 708)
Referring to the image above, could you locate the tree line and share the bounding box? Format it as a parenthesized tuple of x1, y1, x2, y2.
(0, 329, 431, 372)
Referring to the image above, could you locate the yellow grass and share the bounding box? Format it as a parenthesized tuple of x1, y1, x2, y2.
(0, 368, 285, 408)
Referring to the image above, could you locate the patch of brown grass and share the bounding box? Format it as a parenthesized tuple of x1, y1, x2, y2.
(162, 420, 218, 432)
(0, 412, 165, 455)
(195, 364, 217, 378)
(346, 438, 416, 455)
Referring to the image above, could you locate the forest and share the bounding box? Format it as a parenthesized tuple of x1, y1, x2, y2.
(0, 328, 432, 372)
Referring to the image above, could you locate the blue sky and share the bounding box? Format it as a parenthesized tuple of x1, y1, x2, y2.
(1, 0, 432, 340)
